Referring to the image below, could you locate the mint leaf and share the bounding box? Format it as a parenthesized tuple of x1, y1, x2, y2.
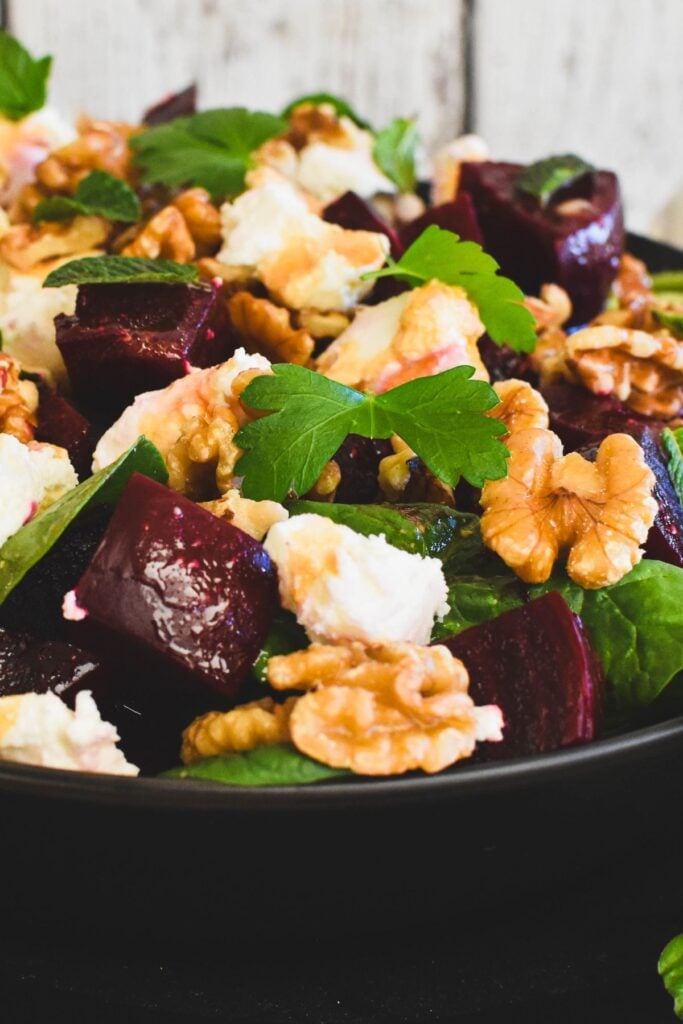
(431, 576, 525, 641)
(365, 225, 537, 353)
(516, 153, 594, 206)
(131, 107, 287, 201)
(43, 255, 199, 288)
(0, 31, 52, 121)
(662, 428, 683, 506)
(34, 169, 141, 223)
(163, 745, 347, 786)
(532, 560, 683, 707)
(252, 611, 308, 683)
(0, 437, 167, 605)
(659, 935, 683, 1019)
(281, 92, 370, 129)
(235, 363, 508, 502)
(373, 117, 418, 193)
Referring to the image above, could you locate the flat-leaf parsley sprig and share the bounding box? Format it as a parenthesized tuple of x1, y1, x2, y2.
(235, 363, 509, 503)
(364, 225, 537, 353)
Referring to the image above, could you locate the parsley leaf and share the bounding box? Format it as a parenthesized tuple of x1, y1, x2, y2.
(163, 744, 347, 786)
(662, 427, 683, 506)
(516, 153, 594, 206)
(33, 170, 141, 223)
(373, 117, 418, 193)
(366, 225, 537, 352)
(130, 107, 287, 201)
(43, 255, 199, 288)
(659, 935, 683, 1019)
(235, 363, 508, 502)
(0, 31, 52, 121)
(281, 92, 371, 129)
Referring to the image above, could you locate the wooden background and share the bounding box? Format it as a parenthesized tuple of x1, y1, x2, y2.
(4, 0, 683, 244)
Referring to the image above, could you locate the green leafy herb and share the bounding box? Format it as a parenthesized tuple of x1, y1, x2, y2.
(43, 255, 199, 288)
(431, 576, 525, 641)
(662, 427, 683, 506)
(163, 745, 347, 787)
(0, 31, 52, 121)
(373, 117, 418, 193)
(33, 170, 141, 224)
(659, 934, 683, 1019)
(289, 500, 425, 553)
(516, 153, 594, 206)
(365, 225, 537, 352)
(130, 107, 287, 201)
(252, 611, 308, 683)
(281, 92, 370, 129)
(235, 363, 508, 502)
(651, 271, 683, 294)
(0, 437, 167, 605)
(531, 561, 683, 707)
(653, 306, 683, 339)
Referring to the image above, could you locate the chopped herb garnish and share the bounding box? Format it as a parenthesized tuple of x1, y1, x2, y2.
(373, 117, 419, 193)
(516, 153, 594, 206)
(662, 427, 683, 506)
(0, 31, 52, 121)
(33, 170, 141, 224)
(43, 255, 199, 288)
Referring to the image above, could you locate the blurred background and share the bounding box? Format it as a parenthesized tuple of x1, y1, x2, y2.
(4, 0, 682, 244)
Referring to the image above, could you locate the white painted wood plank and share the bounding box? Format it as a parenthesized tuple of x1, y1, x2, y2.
(9, 0, 466, 149)
(474, 0, 683, 243)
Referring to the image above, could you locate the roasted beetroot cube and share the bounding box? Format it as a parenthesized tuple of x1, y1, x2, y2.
(55, 283, 232, 418)
(399, 193, 483, 249)
(478, 334, 537, 385)
(323, 191, 403, 256)
(333, 434, 392, 504)
(459, 161, 624, 323)
(69, 474, 279, 700)
(35, 388, 98, 480)
(0, 626, 103, 703)
(543, 381, 652, 451)
(440, 592, 602, 758)
(143, 84, 197, 126)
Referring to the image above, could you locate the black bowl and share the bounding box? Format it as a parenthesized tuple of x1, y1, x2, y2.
(1, 234, 682, 944)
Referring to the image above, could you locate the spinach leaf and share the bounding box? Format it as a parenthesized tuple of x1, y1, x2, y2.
(163, 745, 347, 786)
(431, 575, 525, 641)
(0, 437, 167, 604)
(253, 610, 308, 683)
(288, 500, 424, 553)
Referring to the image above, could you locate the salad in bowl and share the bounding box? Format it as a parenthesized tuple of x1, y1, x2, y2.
(0, 31, 682, 789)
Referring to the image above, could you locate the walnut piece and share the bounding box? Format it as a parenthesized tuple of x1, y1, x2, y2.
(122, 205, 195, 262)
(0, 215, 109, 271)
(267, 642, 503, 776)
(566, 324, 683, 419)
(228, 291, 314, 366)
(35, 117, 138, 195)
(181, 697, 295, 765)
(489, 379, 549, 435)
(524, 283, 572, 331)
(200, 488, 288, 540)
(0, 353, 38, 443)
(166, 409, 241, 499)
(172, 188, 222, 250)
(378, 436, 454, 505)
(480, 428, 657, 588)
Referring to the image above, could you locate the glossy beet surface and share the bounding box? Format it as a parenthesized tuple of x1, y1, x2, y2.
(55, 283, 231, 419)
(0, 626, 101, 703)
(459, 162, 624, 323)
(35, 388, 98, 480)
(400, 194, 484, 248)
(332, 433, 392, 504)
(441, 593, 602, 758)
(323, 191, 402, 255)
(71, 474, 279, 700)
(143, 84, 197, 126)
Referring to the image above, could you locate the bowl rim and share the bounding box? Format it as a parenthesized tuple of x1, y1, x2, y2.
(1, 715, 682, 812)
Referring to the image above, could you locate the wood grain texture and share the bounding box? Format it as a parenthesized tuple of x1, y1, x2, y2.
(473, 0, 683, 241)
(8, 0, 467, 148)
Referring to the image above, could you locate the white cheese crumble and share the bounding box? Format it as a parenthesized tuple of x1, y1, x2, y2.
(264, 513, 449, 646)
(0, 690, 138, 776)
(92, 347, 271, 472)
(0, 270, 76, 383)
(0, 108, 76, 206)
(296, 140, 396, 204)
(0, 434, 77, 547)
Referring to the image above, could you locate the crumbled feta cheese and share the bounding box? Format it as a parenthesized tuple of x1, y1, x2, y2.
(92, 347, 271, 472)
(0, 270, 76, 382)
(296, 141, 396, 204)
(0, 434, 77, 547)
(0, 690, 138, 775)
(0, 108, 76, 206)
(202, 488, 289, 541)
(432, 133, 489, 206)
(316, 279, 488, 392)
(217, 178, 389, 312)
(264, 513, 449, 646)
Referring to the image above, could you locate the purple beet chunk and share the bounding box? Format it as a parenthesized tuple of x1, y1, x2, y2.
(70, 474, 279, 700)
(333, 434, 392, 504)
(459, 161, 624, 323)
(35, 388, 98, 480)
(143, 84, 197, 126)
(55, 283, 232, 418)
(478, 334, 538, 385)
(323, 191, 403, 256)
(543, 381, 653, 451)
(0, 626, 102, 703)
(440, 592, 602, 758)
(399, 193, 484, 249)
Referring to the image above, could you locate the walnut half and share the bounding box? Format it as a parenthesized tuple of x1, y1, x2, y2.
(480, 428, 657, 589)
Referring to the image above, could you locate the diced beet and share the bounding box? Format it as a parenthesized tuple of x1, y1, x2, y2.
(55, 283, 233, 420)
(459, 161, 624, 323)
(69, 474, 279, 700)
(332, 434, 392, 504)
(543, 381, 653, 451)
(440, 592, 602, 758)
(143, 85, 197, 126)
(399, 193, 484, 249)
(478, 334, 538, 385)
(35, 388, 98, 481)
(323, 191, 403, 256)
(0, 626, 102, 703)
